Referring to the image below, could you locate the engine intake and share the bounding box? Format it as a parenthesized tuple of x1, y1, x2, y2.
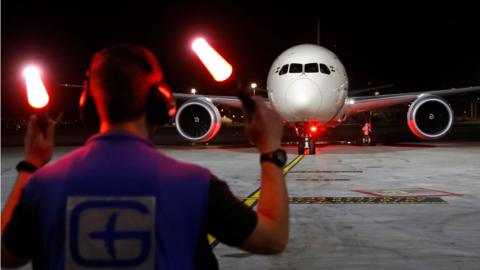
(175, 98, 221, 142)
(407, 95, 453, 140)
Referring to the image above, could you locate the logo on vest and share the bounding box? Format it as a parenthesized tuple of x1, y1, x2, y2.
(66, 197, 155, 269)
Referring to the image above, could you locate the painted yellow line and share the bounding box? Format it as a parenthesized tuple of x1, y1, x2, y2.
(282, 155, 304, 175)
(209, 154, 304, 246)
(243, 197, 259, 208)
(247, 154, 304, 202)
(237, 196, 447, 204)
(207, 234, 216, 244)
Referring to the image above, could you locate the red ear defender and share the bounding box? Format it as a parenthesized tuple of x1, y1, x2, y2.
(146, 82, 176, 126)
(158, 83, 177, 118)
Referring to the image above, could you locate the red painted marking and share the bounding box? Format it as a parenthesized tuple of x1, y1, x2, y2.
(417, 188, 462, 197)
(352, 189, 462, 198)
(351, 189, 383, 197)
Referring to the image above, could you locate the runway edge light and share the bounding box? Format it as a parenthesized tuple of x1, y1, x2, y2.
(192, 38, 233, 82)
(23, 65, 49, 109)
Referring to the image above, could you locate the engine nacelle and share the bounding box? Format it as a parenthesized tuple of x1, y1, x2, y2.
(407, 95, 453, 140)
(175, 98, 221, 142)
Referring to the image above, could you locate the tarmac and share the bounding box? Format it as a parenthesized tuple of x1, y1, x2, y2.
(1, 127, 480, 269)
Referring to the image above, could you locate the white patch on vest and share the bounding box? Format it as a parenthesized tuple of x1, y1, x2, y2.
(66, 196, 155, 270)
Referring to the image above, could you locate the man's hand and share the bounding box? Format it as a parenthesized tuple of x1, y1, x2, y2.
(24, 114, 55, 168)
(239, 98, 289, 254)
(1, 114, 55, 263)
(244, 98, 284, 153)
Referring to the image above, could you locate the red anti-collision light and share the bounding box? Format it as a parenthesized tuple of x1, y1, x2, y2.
(23, 66, 49, 109)
(192, 38, 233, 82)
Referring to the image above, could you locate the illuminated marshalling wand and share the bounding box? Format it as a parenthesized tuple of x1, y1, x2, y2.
(191, 38, 256, 113)
(23, 65, 50, 136)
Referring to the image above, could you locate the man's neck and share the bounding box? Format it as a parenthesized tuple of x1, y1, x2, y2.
(99, 119, 150, 139)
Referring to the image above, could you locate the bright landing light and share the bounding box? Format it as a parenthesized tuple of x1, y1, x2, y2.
(192, 38, 233, 82)
(23, 66, 49, 109)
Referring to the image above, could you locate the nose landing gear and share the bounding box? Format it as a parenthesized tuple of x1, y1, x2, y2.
(295, 125, 316, 155)
(298, 137, 316, 155)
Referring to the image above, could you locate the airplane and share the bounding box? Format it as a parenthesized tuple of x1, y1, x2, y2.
(173, 43, 480, 155)
(60, 44, 480, 155)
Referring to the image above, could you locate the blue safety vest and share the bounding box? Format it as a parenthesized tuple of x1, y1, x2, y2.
(22, 131, 211, 269)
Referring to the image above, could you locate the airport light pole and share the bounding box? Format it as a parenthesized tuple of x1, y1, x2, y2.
(250, 82, 257, 96)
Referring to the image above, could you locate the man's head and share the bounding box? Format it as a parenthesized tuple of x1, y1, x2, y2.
(87, 44, 164, 123)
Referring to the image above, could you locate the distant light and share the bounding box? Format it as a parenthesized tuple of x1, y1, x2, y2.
(191, 88, 197, 95)
(250, 82, 257, 89)
(192, 38, 233, 82)
(23, 65, 49, 109)
(374, 91, 380, 96)
(310, 126, 317, 133)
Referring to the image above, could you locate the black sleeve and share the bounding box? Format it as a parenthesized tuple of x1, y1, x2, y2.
(2, 193, 33, 259)
(206, 175, 258, 247)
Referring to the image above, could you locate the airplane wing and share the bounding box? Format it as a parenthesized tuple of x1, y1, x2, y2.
(56, 83, 268, 109)
(173, 93, 269, 109)
(345, 86, 480, 116)
(348, 84, 395, 96)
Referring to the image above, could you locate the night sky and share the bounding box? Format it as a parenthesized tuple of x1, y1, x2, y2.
(2, 1, 479, 119)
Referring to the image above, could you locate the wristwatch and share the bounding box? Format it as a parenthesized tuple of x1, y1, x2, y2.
(260, 149, 287, 168)
(16, 160, 38, 173)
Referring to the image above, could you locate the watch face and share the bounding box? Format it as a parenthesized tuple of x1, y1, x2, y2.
(275, 149, 287, 165)
(260, 149, 287, 167)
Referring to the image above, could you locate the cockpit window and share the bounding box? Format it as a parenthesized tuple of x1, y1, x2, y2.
(279, 64, 289, 75)
(305, 63, 319, 73)
(320, 63, 331, 75)
(289, 63, 303, 73)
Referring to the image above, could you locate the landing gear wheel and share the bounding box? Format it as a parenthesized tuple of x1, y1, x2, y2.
(356, 135, 377, 146)
(308, 140, 316, 155)
(368, 135, 377, 146)
(356, 136, 367, 146)
(298, 142, 305, 155)
(355, 137, 364, 146)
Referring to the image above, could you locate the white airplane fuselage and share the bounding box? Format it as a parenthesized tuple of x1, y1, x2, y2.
(267, 44, 349, 127)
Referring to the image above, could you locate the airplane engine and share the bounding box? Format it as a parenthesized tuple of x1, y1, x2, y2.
(407, 95, 453, 140)
(175, 98, 222, 142)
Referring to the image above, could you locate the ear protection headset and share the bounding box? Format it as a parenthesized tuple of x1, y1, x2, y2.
(79, 63, 176, 127)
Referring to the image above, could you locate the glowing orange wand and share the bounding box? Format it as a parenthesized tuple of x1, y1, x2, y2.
(23, 65, 50, 136)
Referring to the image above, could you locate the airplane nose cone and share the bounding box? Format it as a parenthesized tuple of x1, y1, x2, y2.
(286, 79, 322, 119)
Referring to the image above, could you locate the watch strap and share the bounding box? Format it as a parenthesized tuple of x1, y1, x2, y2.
(260, 149, 287, 168)
(16, 161, 38, 173)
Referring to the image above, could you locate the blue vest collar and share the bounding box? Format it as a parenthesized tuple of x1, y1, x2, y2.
(86, 131, 155, 148)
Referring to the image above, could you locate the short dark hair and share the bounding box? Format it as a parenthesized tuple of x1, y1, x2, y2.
(89, 44, 163, 123)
